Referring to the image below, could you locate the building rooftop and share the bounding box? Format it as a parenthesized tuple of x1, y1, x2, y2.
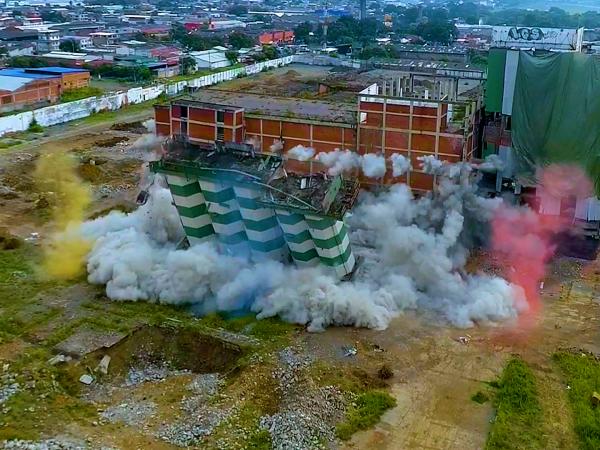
(184, 90, 357, 124)
(0, 69, 57, 80)
(0, 75, 35, 92)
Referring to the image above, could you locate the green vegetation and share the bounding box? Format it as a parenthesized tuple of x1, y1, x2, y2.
(166, 63, 243, 83)
(336, 391, 397, 440)
(59, 39, 81, 53)
(79, 99, 154, 125)
(61, 86, 103, 103)
(87, 64, 153, 83)
(554, 351, 600, 450)
(443, 2, 600, 28)
(472, 391, 490, 404)
(27, 118, 43, 133)
(229, 31, 255, 50)
(485, 358, 543, 450)
(170, 23, 225, 51)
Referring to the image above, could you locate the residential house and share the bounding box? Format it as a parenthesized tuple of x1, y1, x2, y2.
(37, 29, 60, 52)
(89, 31, 118, 46)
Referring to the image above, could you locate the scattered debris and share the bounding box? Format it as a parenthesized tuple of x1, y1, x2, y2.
(79, 374, 94, 385)
(47, 354, 72, 366)
(95, 355, 111, 375)
(260, 348, 346, 450)
(455, 335, 471, 345)
(24, 232, 39, 242)
(342, 345, 357, 357)
(101, 400, 156, 426)
(125, 362, 189, 387)
(1, 439, 86, 450)
(187, 373, 224, 397)
(157, 406, 235, 447)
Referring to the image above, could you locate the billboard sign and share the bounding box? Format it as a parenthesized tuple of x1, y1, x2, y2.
(492, 26, 584, 51)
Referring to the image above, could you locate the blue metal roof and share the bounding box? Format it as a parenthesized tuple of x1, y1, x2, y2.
(29, 67, 88, 74)
(0, 67, 88, 80)
(0, 69, 56, 79)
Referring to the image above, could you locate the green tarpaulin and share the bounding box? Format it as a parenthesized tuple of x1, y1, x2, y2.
(512, 52, 600, 192)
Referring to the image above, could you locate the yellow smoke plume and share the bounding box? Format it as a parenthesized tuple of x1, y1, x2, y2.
(35, 149, 91, 280)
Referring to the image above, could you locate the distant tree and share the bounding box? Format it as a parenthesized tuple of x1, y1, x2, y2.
(253, 14, 272, 24)
(294, 21, 314, 43)
(59, 39, 81, 52)
(228, 31, 254, 49)
(180, 55, 196, 75)
(225, 50, 238, 64)
(41, 10, 65, 22)
(170, 24, 224, 51)
(12, 10, 23, 17)
(227, 4, 248, 16)
(415, 20, 458, 44)
(7, 56, 46, 68)
(261, 45, 278, 60)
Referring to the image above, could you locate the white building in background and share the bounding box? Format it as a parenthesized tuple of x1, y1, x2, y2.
(37, 29, 60, 52)
(207, 19, 246, 31)
(190, 49, 231, 69)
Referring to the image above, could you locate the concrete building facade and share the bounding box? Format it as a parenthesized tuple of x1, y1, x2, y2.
(154, 72, 482, 192)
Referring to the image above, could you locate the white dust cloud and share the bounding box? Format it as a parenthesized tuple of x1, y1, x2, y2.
(287, 145, 315, 161)
(80, 162, 521, 331)
(360, 154, 386, 179)
(390, 154, 411, 177)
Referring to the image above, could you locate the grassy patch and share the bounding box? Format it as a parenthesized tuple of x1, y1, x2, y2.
(166, 63, 244, 83)
(60, 86, 103, 103)
(336, 391, 396, 440)
(80, 100, 154, 126)
(27, 119, 43, 133)
(0, 346, 97, 441)
(485, 357, 543, 450)
(553, 351, 600, 450)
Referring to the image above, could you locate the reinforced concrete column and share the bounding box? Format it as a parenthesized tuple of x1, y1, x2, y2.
(165, 175, 215, 245)
(197, 179, 249, 257)
(275, 210, 319, 267)
(233, 185, 288, 261)
(304, 215, 355, 278)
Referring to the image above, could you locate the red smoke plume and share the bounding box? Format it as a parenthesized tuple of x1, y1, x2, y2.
(491, 165, 592, 325)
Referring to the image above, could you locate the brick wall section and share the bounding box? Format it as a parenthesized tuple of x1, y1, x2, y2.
(0, 79, 61, 113)
(61, 72, 90, 90)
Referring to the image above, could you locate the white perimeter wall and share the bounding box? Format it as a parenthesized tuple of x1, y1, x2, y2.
(0, 56, 294, 136)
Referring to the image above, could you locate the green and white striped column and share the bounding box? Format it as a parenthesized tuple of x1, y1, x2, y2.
(232, 185, 288, 261)
(165, 175, 215, 245)
(276, 210, 320, 267)
(197, 179, 250, 256)
(305, 215, 355, 278)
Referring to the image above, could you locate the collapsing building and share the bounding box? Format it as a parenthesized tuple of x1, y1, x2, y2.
(154, 69, 484, 192)
(150, 138, 360, 278)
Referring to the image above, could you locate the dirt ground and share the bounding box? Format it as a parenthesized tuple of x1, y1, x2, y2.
(0, 114, 598, 449)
